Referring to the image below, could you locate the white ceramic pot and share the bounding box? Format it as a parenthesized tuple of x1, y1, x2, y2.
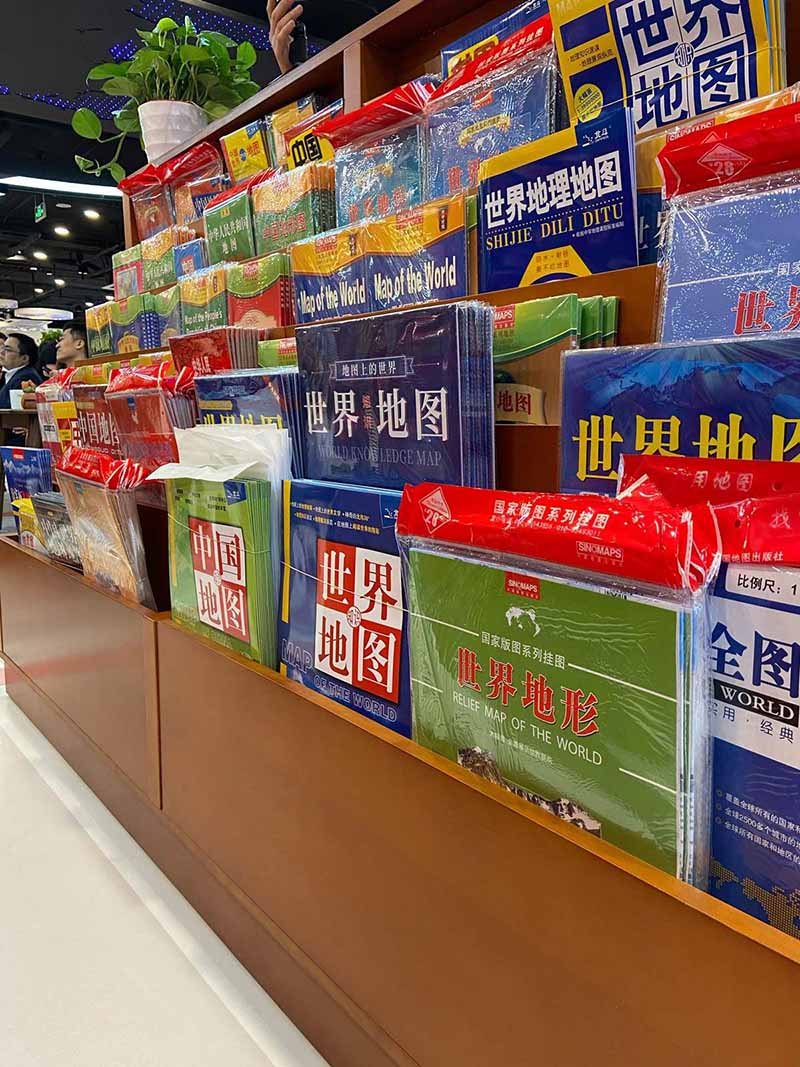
(138, 100, 208, 163)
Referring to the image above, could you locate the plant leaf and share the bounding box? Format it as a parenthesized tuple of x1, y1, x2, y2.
(74, 154, 98, 173)
(154, 16, 179, 33)
(113, 103, 141, 133)
(108, 162, 126, 183)
(236, 41, 257, 69)
(179, 44, 212, 64)
(198, 72, 220, 88)
(127, 49, 161, 74)
(136, 29, 157, 44)
(208, 84, 239, 107)
(102, 76, 142, 97)
(184, 15, 196, 34)
(205, 39, 231, 73)
(72, 108, 103, 140)
(87, 62, 131, 80)
(204, 101, 229, 119)
(201, 30, 237, 48)
(236, 80, 260, 100)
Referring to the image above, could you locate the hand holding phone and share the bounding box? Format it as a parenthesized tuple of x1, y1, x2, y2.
(268, 0, 305, 74)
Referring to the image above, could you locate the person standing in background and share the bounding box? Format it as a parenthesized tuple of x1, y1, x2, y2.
(268, 0, 304, 74)
(0, 334, 41, 409)
(55, 324, 88, 369)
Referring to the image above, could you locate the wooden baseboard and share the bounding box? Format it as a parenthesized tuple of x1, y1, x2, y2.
(5, 660, 414, 1067)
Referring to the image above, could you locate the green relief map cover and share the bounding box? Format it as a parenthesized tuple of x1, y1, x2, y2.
(167, 477, 276, 667)
(407, 548, 692, 875)
(578, 296, 604, 348)
(493, 293, 579, 426)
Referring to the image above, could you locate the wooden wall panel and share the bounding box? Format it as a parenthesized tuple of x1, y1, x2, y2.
(0, 539, 162, 806)
(157, 620, 800, 1067)
(4, 662, 408, 1067)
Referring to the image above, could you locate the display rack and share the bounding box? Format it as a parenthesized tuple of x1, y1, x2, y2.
(3, 0, 799, 1063)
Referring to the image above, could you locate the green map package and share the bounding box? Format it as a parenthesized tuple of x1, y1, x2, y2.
(602, 297, 619, 347)
(397, 483, 718, 882)
(578, 296, 604, 349)
(166, 477, 276, 667)
(493, 294, 578, 425)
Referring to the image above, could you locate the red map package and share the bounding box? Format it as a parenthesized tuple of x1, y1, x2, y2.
(397, 482, 720, 593)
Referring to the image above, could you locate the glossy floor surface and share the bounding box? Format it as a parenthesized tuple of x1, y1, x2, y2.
(0, 688, 329, 1067)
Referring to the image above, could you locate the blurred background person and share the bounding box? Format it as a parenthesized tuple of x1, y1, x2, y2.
(56, 324, 87, 369)
(37, 339, 59, 380)
(0, 333, 41, 408)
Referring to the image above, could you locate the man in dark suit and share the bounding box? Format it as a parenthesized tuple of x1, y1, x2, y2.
(0, 333, 43, 409)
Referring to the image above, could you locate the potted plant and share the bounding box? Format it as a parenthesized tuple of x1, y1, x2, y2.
(72, 16, 261, 179)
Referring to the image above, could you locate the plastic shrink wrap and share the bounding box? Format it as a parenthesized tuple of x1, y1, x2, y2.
(56, 446, 155, 608)
(315, 79, 435, 226)
(618, 454, 800, 935)
(658, 101, 800, 342)
(425, 15, 561, 200)
(397, 481, 719, 882)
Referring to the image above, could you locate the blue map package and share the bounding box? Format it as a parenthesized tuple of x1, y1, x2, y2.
(709, 561, 800, 937)
(0, 446, 53, 502)
(336, 122, 426, 226)
(660, 180, 800, 342)
(478, 108, 638, 290)
(297, 303, 495, 491)
(279, 479, 411, 737)
(173, 238, 208, 280)
(194, 368, 305, 477)
(440, 0, 549, 78)
(561, 336, 800, 493)
(426, 45, 559, 199)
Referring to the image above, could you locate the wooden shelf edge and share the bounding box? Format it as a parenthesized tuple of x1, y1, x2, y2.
(157, 616, 800, 969)
(0, 538, 167, 624)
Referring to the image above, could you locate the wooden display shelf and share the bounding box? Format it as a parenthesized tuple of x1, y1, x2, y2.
(155, 619, 800, 1067)
(0, 539, 163, 806)
(2, 540, 800, 1065)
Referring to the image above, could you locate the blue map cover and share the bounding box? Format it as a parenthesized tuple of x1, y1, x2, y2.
(0, 446, 53, 502)
(297, 305, 490, 490)
(440, 0, 549, 78)
(478, 109, 638, 290)
(174, 238, 208, 280)
(335, 123, 425, 227)
(279, 479, 410, 737)
(709, 562, 800, 937)
(561, 336, 800, 493)
(661, 181, 800, 342)
(194, 369, 305, 477)
(427, 53, 558, 200)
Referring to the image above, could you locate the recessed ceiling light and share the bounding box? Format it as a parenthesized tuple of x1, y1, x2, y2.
(29, 267, 37, 271)
(54, 278, 65, 286)
(83, 208, 101, 220)
(6, 254, 25, 261)
(56, 202, 72, 209)
(34, 287, 44, 294)
(105, 294, 114, 301)
(33, 250, 47, 260)
(85, 301, 93, 307)
(46, 271, 53, 276)
(53, 225, 70, 237)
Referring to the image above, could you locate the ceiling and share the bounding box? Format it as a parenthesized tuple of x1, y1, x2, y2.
(0, 0, 393, 327)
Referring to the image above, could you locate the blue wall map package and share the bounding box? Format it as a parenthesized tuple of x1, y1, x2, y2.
(279, 479, 410, 737)
(561, 336, 800, 493)
(296, 303, 495, 491)
(426, 15, 561, 200)
(479, 109, 638, 290)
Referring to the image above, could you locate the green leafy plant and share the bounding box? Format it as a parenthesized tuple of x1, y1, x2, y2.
(39, 329, 63, 345)
(72, 16, 260, 181)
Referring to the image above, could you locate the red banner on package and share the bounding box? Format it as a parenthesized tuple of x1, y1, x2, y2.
(397, 483, 720, 592)
(658, 102, 800, 200)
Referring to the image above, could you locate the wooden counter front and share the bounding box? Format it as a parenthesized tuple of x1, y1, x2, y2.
(157, 618, 800, 1067)
(0, 539, 162, 806)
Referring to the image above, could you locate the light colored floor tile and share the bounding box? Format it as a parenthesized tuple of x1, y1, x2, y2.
(0, 691, 329, 1067)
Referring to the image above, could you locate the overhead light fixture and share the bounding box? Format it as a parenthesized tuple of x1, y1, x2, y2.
(83, 208, 101, 220)
(0, 177, 122, 198)
(56, 202, 72, 209)
(6, 254, 25, 261)
(85, 301, 93, 308)
(105, 294, 114, 301)
(53, 225, 70, 237)
(15, 307, 72, 321)
(54, 278, 66, 286)
(29, 267, 37, 272)
(33, 250, 47, 260)
(34, 287, 44, 294)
